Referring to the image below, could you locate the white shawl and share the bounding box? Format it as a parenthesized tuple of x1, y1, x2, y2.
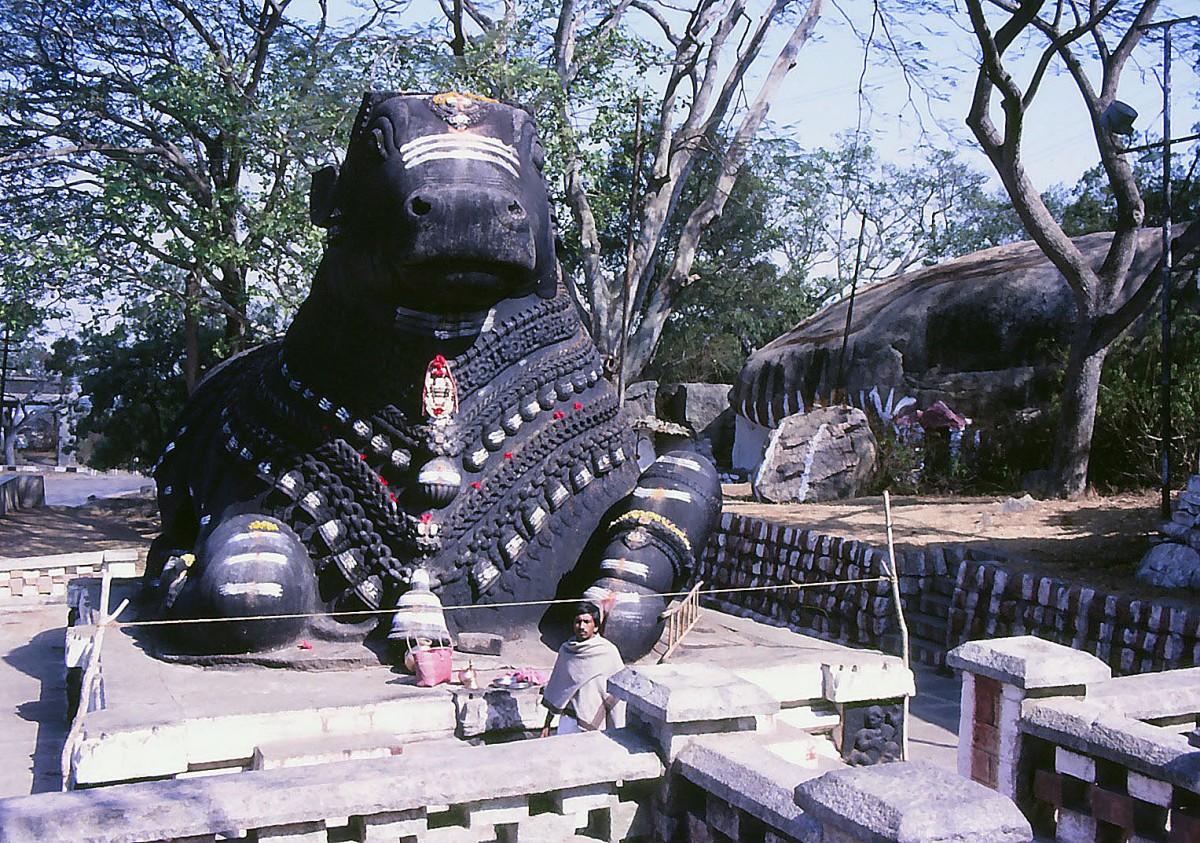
(542, 634, 625, 731)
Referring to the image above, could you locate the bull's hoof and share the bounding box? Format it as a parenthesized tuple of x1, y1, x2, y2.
(177, 514, 316, 654)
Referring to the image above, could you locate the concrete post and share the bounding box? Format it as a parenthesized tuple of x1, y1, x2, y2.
(947, 637, 1110, 802)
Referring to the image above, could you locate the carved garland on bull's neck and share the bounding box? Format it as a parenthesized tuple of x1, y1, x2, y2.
(203, 287, 629, 611)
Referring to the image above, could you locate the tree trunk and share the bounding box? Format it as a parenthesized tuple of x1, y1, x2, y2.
(3, 432, 14, 467)
(184, 271, 201, 394)
(219, 260, 248, 353)
(1051, 333, 1108, 498)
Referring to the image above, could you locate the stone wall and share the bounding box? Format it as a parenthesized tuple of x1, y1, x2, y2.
(0, 549, 138, 603)
(946, 559, 1200, 674)
(7, 730, 663, 843)
(699, 512, 1199, 675)
(699, 513, 981, 670)
(2, 657, 1036, 843)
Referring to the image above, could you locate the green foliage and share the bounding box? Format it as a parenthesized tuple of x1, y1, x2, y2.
(1089, 313, 1200, 491)
(865, 416, 922, 496)
(648, 266, 823, 383)
(1043, 145, 1200, 238)
(797, 137, 1026, 283)
(0, 0, 369, 352)
(56, 310, 221, 472)
(642, 139, 826, 382)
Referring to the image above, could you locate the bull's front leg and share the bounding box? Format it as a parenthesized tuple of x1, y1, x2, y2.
(583, 451, 722, 660)
(155, 512, 318, 654)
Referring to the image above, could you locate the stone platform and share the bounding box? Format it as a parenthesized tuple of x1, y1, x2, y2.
(65, 577, 917, 789)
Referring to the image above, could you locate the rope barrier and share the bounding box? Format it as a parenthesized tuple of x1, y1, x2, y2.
(97, 577, 892, 630)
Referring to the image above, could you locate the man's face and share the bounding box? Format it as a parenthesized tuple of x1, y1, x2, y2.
(573, 612, 597, 642)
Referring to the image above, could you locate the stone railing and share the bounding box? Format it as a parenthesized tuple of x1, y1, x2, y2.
(7, 729, 663, 843)
(612, 660, 1029, 843)
(949, 636, 1200, 843)
(699, 512, 1200, 675)
(4, 656, 1034, 843)
(0, 548, 138, 603)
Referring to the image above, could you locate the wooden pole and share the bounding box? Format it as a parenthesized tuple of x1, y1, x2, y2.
(883, 491, 911, 761)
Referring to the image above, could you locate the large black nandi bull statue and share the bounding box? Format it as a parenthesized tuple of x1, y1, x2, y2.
(146, 92, 721, 661)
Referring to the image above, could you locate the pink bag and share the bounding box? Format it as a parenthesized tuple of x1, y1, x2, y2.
(413, 646, 453, 687)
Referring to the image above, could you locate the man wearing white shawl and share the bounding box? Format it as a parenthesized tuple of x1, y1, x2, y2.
(540, 602, 625, 735)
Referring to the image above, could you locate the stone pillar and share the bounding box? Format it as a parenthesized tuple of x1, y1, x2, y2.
(794, 761, 1033, 843)
(607, 663, 779, 762)
(947, 636, 1110, 801)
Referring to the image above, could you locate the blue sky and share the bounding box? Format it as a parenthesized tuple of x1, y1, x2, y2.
(771, 7, 1200, 192)
(309, 0, 1199, 192)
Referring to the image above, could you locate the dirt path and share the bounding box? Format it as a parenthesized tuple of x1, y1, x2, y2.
(0, 497, 158, 561)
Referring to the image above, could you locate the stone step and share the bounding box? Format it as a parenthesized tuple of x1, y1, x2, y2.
(251, 732, 407, 770)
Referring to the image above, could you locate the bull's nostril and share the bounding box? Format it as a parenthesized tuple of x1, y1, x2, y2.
(410, 196, 432, 216)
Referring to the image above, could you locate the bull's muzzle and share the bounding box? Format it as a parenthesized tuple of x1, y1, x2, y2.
(402, 184, 537, 271)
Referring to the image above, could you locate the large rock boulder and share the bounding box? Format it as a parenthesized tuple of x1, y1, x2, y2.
(624, 380, 659, 422)
(752, 406, 876, 503)
(659, 382, 734, 465)
(733, 229, 1168, 429)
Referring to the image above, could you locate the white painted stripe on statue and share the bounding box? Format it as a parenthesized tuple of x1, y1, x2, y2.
(658, 455, 705, 473)
(217, 582, 284, 598)
(633, 487, 693, 503)
(400, 133, 519, 164)
(223, 552, 292, 568)
(600, 558, 651, 579)
(403, 148, 519, 178)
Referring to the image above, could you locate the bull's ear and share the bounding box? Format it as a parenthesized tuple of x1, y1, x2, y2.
(310, 165, 340, 228)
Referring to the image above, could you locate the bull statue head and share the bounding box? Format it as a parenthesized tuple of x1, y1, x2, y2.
(310, 92, 559, 315)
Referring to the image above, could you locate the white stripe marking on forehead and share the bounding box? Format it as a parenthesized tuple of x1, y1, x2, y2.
(400, 133, 520, 177)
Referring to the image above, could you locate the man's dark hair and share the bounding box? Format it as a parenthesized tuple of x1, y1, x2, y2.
(574, 601, 602, 626)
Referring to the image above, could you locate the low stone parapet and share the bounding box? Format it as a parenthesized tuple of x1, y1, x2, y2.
(0, 548, 138, 603)
(672, 737, 826, 842)
(794, 761, 1033, 843)
(2, 729, 663, 843)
